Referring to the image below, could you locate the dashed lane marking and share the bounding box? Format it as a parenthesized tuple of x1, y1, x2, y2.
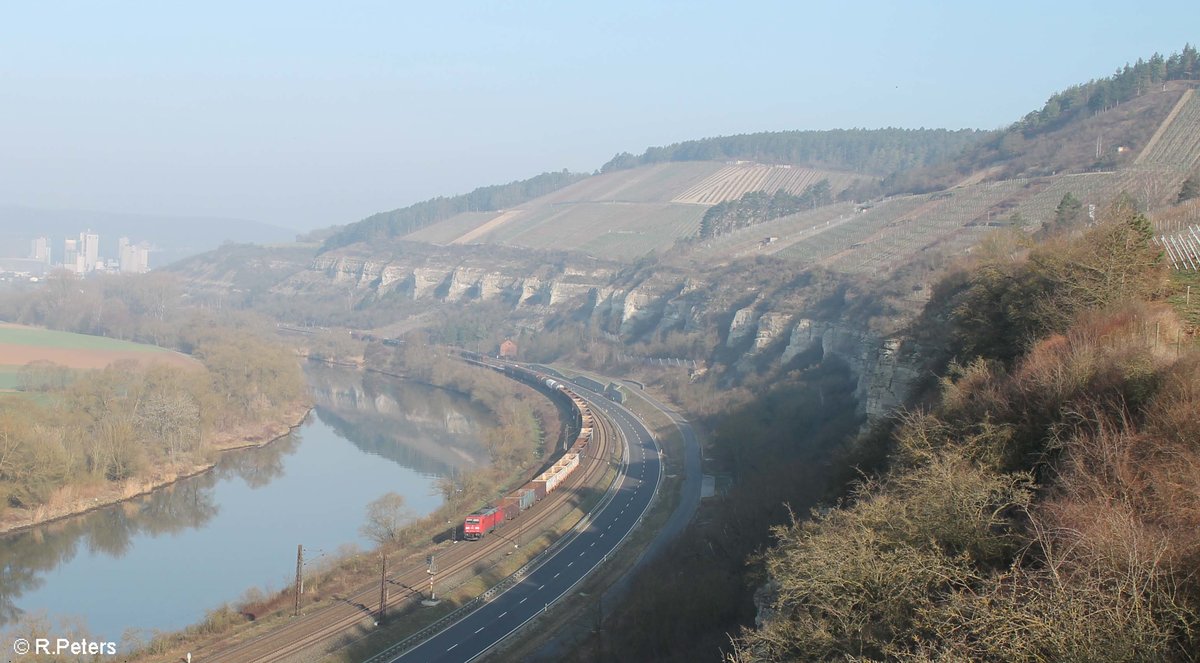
(447, 644, 458, 651)
(538, 584, 545, 590)
(475, 627, 485, 634)
(520, 597, 528, 604)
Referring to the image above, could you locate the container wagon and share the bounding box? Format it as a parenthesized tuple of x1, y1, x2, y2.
(457, 359, 595, 541)
(507, 487, 536, 511)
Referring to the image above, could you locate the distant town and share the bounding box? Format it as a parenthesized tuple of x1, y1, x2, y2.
(1, 230, 150, 281)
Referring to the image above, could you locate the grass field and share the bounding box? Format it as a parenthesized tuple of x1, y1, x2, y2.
(0, 324, 199, 384)
(0, 324, 174, 352)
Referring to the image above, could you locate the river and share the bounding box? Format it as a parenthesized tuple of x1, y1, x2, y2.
(0, 364, 493, 642)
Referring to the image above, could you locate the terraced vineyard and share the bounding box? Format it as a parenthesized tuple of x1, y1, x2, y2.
(772, 197, 927, 265)
(676, 203, 857, 265)
(671, 163, 863, 204)
(1137, 88, 1200, 171)
(483, 202, 706, 259)
(1156, 225, 1200, 271)
(534, 162, 725, 205)
(403, 211, 502, 244)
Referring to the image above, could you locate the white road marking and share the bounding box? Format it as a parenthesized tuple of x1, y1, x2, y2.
(447, 644, 459, 651)
(568, 561, 574, 567)
(538, 584, 545, 590)
(579, 551, 586, 557)
(499, 611, 508, 618)
(475, 626, 485, 634)
(554, 572, 560, 578)
(520, 597, 528, 604)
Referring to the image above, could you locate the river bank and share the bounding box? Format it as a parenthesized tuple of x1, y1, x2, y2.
(0, 399, 313, 536)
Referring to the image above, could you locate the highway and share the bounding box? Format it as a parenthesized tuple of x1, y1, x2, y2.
(383, 380, 661, 663)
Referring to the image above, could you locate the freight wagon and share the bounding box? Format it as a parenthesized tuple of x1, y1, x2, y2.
(459, 359, 594, 541)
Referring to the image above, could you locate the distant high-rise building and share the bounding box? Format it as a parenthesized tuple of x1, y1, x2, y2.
(118, 237, 150, 273)
(63, 238, 80, 273)
(30, 237, 50, 264)
(80, 230, 99, 271)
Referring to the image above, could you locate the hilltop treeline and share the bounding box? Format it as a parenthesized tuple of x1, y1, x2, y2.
(321, 169, 587, 250)
(1013, 44, 1198, 140)
(602, 128, 985, 177)
(699, 180, 833, 239)
(902, 43, 1200, 188)
(0, 273, 306, 519)
(728, 207, 1200, 661)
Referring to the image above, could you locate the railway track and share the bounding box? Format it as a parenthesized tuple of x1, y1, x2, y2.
(193, 387, 619, 663)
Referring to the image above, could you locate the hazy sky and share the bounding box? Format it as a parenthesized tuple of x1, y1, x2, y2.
(2, 2, 1196, 231)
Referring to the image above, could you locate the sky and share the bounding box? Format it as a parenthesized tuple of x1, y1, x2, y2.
(2, 1, 1197, 231)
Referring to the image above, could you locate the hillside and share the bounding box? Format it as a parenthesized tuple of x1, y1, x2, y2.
(155, 46, 1200, 663)
(168, 73, 1200, 384)
(328, 161, 868, 261)
(725, 209, 1200, 663)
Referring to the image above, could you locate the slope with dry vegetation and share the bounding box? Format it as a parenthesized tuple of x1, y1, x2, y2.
(728, 204, 1200, 662)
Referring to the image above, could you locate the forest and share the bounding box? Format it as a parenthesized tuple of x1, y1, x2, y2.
(601, 128, 985, 177)
(0, 272, 306, 520)
(1013, 44, 1198, 139)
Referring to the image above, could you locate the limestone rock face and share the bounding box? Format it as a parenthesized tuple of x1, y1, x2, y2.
(291, 246, 923, 420)
(752, 312, 792, 351)
(726, 305, 759, 347)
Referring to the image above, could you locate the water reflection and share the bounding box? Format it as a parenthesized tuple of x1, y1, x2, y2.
(0, 365, 492, 635)
(0, 434, 291, 625)
(307, 365, 490, 475)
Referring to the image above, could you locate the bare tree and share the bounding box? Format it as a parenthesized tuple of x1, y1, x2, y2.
(361, 492, 413, 547)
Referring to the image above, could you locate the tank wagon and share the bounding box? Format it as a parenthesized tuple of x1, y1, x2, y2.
(459, 360, 596, 540)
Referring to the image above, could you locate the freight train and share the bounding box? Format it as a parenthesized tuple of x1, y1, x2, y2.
(460, 360, 594, 541)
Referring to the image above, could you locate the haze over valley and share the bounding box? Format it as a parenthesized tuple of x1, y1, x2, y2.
(2, 4, 1200, 663)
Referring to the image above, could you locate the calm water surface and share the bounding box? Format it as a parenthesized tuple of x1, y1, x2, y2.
(0, 365, 491, 641)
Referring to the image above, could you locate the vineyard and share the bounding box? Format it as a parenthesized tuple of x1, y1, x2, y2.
(532, 161, 725, 204)
(403, 211, 503, 244)
(671, 163, 863, 204)
(772, 197, 927, 265)
(1156, 225, 1200, 271)
(482, 202, 706, 259)
(1136, 88, 1200, 170)
(671, 157, 1192, 275)
(829, 181, 1036, 274)
(675, 203, 858, 266)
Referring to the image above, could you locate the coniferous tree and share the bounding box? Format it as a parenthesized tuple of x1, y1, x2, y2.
(1179, 175, 1200, 204)
(1053, 192, 1084, 229)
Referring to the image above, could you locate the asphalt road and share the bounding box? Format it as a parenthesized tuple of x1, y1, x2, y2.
(385, 382, 660, 663)
(528, 380, 703, 661)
